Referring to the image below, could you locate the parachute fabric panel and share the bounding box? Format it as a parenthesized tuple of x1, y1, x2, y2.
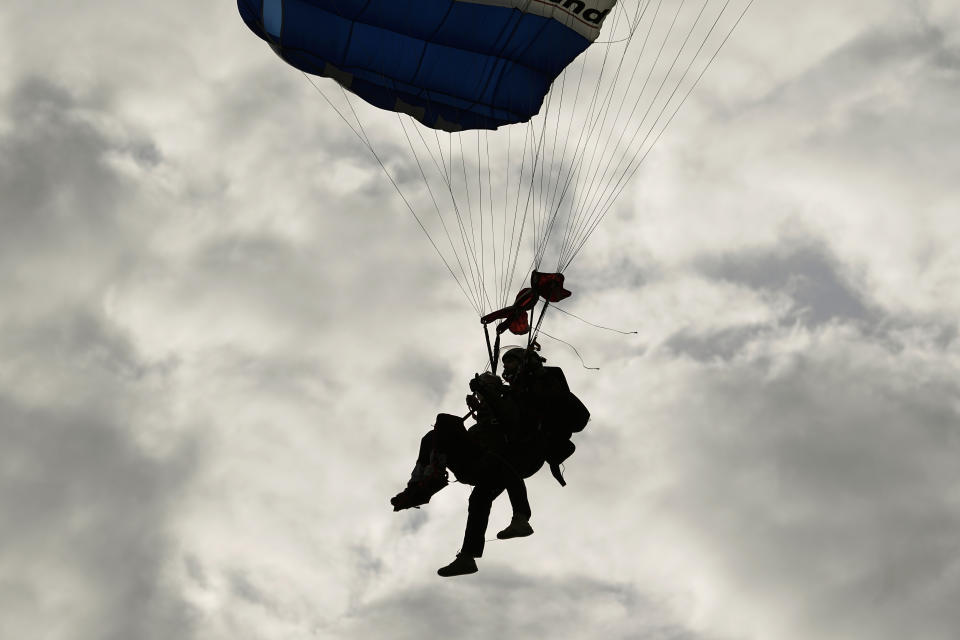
(237, 0, 616, 131)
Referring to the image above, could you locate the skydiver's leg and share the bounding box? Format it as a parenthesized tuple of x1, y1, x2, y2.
(496, 471, 534, 539)
(461, 481, 505, 558)
(409, 430, 447, 485)
(433, 413, 481, 484)
(505, 476, 531, 521)
(390, 424, 451, 511)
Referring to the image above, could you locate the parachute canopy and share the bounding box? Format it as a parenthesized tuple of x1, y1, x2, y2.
(238, 0, 617, 131)
(237, 0, 754, 322)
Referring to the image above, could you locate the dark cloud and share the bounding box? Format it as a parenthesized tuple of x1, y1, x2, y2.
(664, 323, 769, 362)
(0, 76, 198, 636)
(700, 241, 870, 325)
(0, 76, 157, 225)
(644, 332, 960, 640)
(0, 76, 164, 335)
(658, 240, 876, 361)
(0, 392, 198, 640)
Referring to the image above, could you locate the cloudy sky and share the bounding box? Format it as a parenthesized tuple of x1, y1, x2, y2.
(2, 1, 959, 639)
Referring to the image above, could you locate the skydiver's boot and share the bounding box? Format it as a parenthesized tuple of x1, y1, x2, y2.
(437, 554, 478, 577)
(496, 517, 534, 540)
(390, 464, 448, 511)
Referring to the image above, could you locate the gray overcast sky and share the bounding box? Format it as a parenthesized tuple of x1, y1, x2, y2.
(2, 1, 959, 639)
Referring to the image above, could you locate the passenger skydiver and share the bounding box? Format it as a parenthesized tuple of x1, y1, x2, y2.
(391, 370, 536, 577)
(390, 344, 589, 577)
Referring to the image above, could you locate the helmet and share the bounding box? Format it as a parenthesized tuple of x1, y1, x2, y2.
(501, 346, 545, 383)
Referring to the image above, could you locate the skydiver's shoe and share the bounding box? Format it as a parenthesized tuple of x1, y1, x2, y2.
(437, 554, 478, 577)
(496, 518, 534, 539)
(390, 474, 448, 511)
(390, 486, 431, 511)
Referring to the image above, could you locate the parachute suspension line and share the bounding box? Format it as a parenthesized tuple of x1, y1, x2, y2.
(402, 118, 485, 310)
(426, 130, 483, 297)
(594, 0, 646, 44)
(452, 130, 495, 313)
(546, 0, 644, 272)
(500, 126, 515, 310)
(479, 131, 497, 311)
(297, 76, 477, 312)
(523, 62, 578, 280)
(397, 114, 486, 313)
(482, 131, 495, 308)
(505, 121, 535, 307)
(564, 0, 659, 213)
(537, 77, 567, 261)
(531, 87, 558, 269)
(477, 129, 499, 302)
(531, 32, 600, 256)
(502, 122, 533, 311)
(571, 0, 748, 263)
(504, 121, 544, 309)
(540, 40, 596, 272)
(395, 113, 477, 311)
(476, 134, 490, 310)
(553, 305, 639, 335)
(508, 123, 536, 291)
(539, 330, 601, 371)
(477, 132, 485, 310)
(428, 131, 483, 308)
(559, 0, 703, 269)
(511, 115, 552, 297)
(540, 62, 569, 257)
(458, 131, 476, 285)
(484, 130, 502, 309)
(572, 0, 713, 244)
(539, 0, 650, 272)
(462, 130, 494, 314)
(498, 126, 512, 309)
(536, 16, 587, 268)
(541, 65, 563, 238)
(563, 0, 756, 271)
(429, 130, 490, 310)
(560, 0, 687, 269)
(543, 0, 631, 250)
(441, 133, 494, 313)
(547, 43, 590, 223)
(526, 123, 541, 269)
(411, 108, 502, 315)
(558, 0, 668, 267)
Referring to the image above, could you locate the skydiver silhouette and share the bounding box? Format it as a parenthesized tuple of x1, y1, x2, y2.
(391, 345, 588, 577)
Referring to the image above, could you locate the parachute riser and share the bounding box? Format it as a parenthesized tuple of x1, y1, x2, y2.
(483, 324, 502, 375)
(529, 300, 550, 348)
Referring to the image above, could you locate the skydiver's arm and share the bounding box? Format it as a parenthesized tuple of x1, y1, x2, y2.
(469, 374, 522, 428)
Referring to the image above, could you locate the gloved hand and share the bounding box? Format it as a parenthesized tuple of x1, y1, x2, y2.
(466, 394, 482, 412)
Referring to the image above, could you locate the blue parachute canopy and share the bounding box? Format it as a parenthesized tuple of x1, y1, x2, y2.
(238, 0, 616, 131)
